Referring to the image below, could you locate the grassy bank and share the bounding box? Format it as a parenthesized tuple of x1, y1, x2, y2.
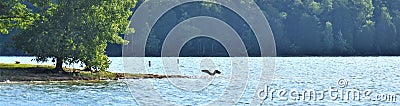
(0, 63, 54, 69)
(0, 63, 119, 82)
(0, 63, 189, 82)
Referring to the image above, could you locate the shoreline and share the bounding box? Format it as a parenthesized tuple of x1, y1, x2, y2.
(0, 74, 193, 84)
(0, 80, 116, 84)
(0, 70, 191, 84)
(0, 63, 190, 84)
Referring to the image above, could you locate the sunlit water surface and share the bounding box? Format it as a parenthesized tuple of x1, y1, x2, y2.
(0, 57, 399, 105)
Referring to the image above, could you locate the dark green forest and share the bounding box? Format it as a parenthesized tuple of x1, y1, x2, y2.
(1, 0, 400, 56)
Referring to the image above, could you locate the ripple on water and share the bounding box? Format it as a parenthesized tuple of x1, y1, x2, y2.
(1, 57, 400, 105)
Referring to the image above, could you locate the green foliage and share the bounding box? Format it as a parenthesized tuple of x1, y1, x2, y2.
(3, 0, 400, 57)
(257, 0, 400, 55)
(0, 0, 40, 34)
(12, 0, 136, 71)
(138, 0, 400, 56)
(71, 0, 136, 71)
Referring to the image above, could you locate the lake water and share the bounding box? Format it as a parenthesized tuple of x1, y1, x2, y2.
(0, 56, 400, 105)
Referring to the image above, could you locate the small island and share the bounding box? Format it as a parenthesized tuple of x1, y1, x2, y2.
(0, 63, 190, 84)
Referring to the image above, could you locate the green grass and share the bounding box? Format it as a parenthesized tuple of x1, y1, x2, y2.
(0, 62, 168, 81)
(0, 63, 118, 80)
(0, 63, 54, 69)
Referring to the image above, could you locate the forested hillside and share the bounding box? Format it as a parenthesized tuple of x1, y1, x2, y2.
(1, 0, 400, 56)
(262, 0, 400, 56)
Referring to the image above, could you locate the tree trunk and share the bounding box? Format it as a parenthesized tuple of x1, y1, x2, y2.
(83, 66, 92, 72)
(54, 57, 64, 73)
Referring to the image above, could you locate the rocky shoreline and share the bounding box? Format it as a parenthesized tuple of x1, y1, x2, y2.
(0, 68, 191, 83)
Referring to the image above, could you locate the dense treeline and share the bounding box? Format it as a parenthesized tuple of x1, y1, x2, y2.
(2, 0, 400, 56)
(0, 33, 25, 56)
(265, 0, 400, 56)
(144, 0, 400, 56)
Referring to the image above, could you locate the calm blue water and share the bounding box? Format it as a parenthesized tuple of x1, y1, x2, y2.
(1, 57, 400, 105)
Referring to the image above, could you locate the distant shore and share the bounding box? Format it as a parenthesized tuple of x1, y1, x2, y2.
(0, 63, 189, 83)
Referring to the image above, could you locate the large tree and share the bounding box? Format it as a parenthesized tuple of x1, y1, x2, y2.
(13, 0, 136, 72)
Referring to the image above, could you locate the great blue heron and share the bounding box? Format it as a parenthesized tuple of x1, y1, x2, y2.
(201, 70, 221, 75)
